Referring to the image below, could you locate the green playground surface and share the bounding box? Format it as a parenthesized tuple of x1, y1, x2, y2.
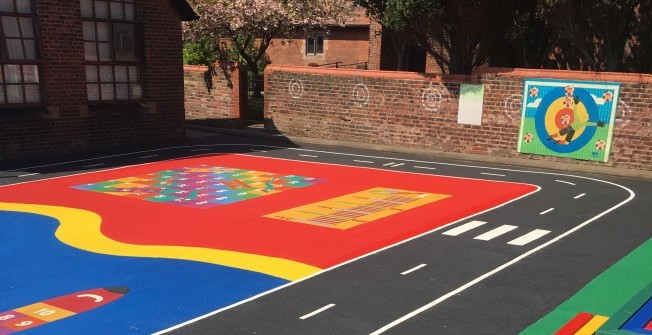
(521, 238, 652, 334)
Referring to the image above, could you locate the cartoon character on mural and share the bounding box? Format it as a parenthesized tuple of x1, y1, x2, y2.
(545, 95, 605, 145)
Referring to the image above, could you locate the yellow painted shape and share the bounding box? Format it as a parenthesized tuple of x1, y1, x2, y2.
(266, 188, 450, 230)
(0, 202, 320, 281)
(573, 315, 609, 335)
(15, 302, 75, 322)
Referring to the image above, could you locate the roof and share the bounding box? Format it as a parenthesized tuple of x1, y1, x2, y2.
(170, 0, 198, 21)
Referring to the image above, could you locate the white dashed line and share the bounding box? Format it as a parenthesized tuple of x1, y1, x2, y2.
(574, 193, 586, 199)
(507, 229, 551, 246)
(401, 264, 427, 275)
(413, 166, 437, 171)
(18, 173, 39, 177)
(299, 304, 336, 320)
(473, 225, 518, 241)
(139, 155, 159, 159)
(299, 154, 318, 158)
(539, 208, 555, 215)
(481, 172, 506, 177)
(555, 180, 576, 186)
(442, 221, 487, 236)
(353, 160, 374, 164)
(83, 163, 104, 168)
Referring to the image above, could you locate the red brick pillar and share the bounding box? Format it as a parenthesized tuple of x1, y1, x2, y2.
(368, 21, 383, 70)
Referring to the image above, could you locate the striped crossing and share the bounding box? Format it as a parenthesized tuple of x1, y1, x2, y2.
(441, 221, 551, 246)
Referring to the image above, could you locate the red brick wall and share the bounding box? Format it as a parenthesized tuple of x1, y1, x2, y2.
(265, 27, 370, 68)
(0, 0, 186, 162)
(264, 65, 652, 171)
(184, 63, 246, 128)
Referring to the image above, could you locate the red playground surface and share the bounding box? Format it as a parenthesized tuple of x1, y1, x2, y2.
(0, 154, 537, 278)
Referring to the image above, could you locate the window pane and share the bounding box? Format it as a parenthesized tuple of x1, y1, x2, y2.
(97, 22, 110, 41)
(306, 36, 314, 54)
(114, 23, 137, 61)
(83, 21, 96, 40)
(130, 83, 141, 99)
(128, 66, 138, 82)
(4, 64, 21, 83)
(125, 4, 134, 20)
(95, 1, 108, 19)
(86, 65, 98, 82)
(22, 65, 38, 83)
(0, 1, 14, 12)
(16, 0, 31, 13)
(6, 39, 25, 59)
(80, 0, 93, 17)
(84, 42, 98, 61)
(0, 86, 4, 103)
(99, 65, 113, 82)
(25, 84, 40, 103)
(316, 36, 324, 54)
(1, 16, 20, 37)
(23, 39, 36, 59)
(87, 84, 100, 101)
(101, 83, 114, 100)
(116, 83, 128, 100)
(19, 17, 34, 37)
(98, 42, 111, 61)
(115, 66, 127, 82)
(110, 2, 123, 20)
(7, 85, 23, 103)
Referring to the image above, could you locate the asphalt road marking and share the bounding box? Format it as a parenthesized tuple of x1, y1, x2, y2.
(474, 225, 518, 241)
(540, 208, 555, 215)
(18, 173, 39, 177)
(83, 163, 104, 168)
(481, 172, 506, 177)
(555, 179, 576, 186)
(299, 154, 319, 158)
(139, 155, 159, 159)
(413, 166, 437, 171)
(507, 229, 551, 246)
(574, 193, 586, 199)
(353, 160, 374, 164)
(299, 304, 335, 320)
(401, 264, 427, 275)
(442, 221, 487, 236)
(383, 162, 404, 167)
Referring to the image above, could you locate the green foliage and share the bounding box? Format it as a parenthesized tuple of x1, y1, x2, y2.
(182, 39, 217, 66)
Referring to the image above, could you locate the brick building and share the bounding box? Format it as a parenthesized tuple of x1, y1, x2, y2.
(1, 0, 196, 162)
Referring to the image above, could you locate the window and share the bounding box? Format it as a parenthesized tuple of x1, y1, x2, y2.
(306, 35, 324, 55)
(0, 0, 42, 105)
(81, 0, 142, 102)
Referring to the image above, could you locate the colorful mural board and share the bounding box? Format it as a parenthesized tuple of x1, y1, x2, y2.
(517, 79, 620, 162)
(0, 154, 538, 334)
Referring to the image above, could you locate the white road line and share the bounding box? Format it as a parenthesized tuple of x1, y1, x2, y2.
(83, 163, 104, 168)
(442, 221, 487, 236)
(299, 154, 318, 158)
(555, 179, 576, 186)
(481, 172, 506, 177)
(401, 264, 427, 275)
(507, 229, 551, 246)
(299, 304, 336, 320)
(574, 193, 586, 199)
(190, 148, 211, 152)
(473, 225, 518, 241)
(353, 160, 374, 164)
(382, 162, 395, 166)
(392, 163, 405, 167)
(18, 173, 39, 177)
(139, 155, 158, 159)
(539, 208, 555, 215)
(413, 166, 437, 170)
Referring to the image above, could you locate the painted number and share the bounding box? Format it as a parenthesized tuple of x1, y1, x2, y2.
(0, 314, 15, 320)
(34, 308, 55, 316)
(15, 321, 33, 327)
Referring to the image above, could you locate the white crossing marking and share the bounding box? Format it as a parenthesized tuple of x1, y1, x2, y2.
(139, 154, 159, 159)
(18, 173, 39, 177)
(383, 162, 395, 166)
(507, 229, 551, 246)
(442, 221, 487, 236)
(401, 264, 427, 275)
(539, 208, 555, 215)
(574, 193, 586, 199)
(481, 172, 506, 177)
(83, 163, 104, 168)
(299, 304, 336, 320)
(414, 166, 437, 171)
(353, 160, 374, 164)
(299, 154, 318, 158)
(474, 225, 518, 241)
(555, 180, 576, 186)
(391, 163, 405, 167)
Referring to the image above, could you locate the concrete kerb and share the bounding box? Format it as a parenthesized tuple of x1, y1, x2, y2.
(185, 124, 652, 180)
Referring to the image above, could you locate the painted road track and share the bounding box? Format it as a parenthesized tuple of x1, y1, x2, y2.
(0, 140, 647, 335)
